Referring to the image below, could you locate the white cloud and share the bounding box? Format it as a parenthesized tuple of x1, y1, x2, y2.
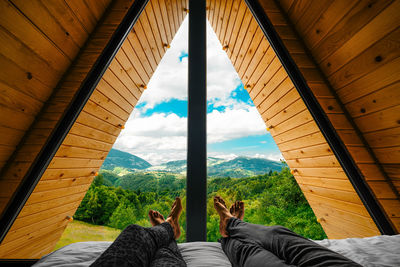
(112, 17, 282, 165)
(207, 107, 266, 143)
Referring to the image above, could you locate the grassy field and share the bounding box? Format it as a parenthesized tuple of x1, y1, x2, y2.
(54, 220, 121, 250)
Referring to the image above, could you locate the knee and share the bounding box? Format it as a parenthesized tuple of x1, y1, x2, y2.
(124, 224, 145, 233)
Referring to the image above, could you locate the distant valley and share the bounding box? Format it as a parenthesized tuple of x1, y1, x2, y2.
(101, 148, 284, 178)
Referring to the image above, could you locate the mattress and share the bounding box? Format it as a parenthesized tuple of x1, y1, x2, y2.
(33, 235, 400, 267)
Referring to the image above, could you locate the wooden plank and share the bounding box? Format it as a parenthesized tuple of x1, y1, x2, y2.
(0, 126, 25, 146)
(354, 105, 400, 133)
(226, 0, 247, 58)
(264, 97, 307, 130)
(299, 183, 363, 205)
(151, 0, 168, 51)
(121, 40, 150, 84)
(33, 176, 94, 192)
(320, 0, 400, 75)
(309, 202, 380, 235)
(0, 0, 70, 73)
(55, 145, 109, 160)
(328, 28, 400, 90)
(134, 21, 158, 71)
(0, 54, 53, 102)
(145, 3, 166, 57)
(293, 0, 332, 36)
(248, 56, 281, 97)
(76, 111, 121, 137)
(212, 0, 221, 30)
(165, 0, 177, 40)
(269, 109, 311, 136)
(364, 127, 400, 148)
(275, 121, 320, 146)
(157, 0, 173, 44)
(108, 59, 142, 101)
(286, 0, 312, 26)
(237, 27, 264, 78)
(0, 25, 63, 91)
(345, 82, 400, 118)
(69, 122, 117, 144)
(4, 209, 76, 243)
(90, 89, 130, 121)
(287, 155, 340, 168)
(219, 0, 233, 46)
(357, 163, 386, 181)
(0, 104, 35, 131)
(302, 190, 371, 217)
(65, 0, 97, 33)
(303, 0, 357, 50)
(216, 0, 228, 39)
(41, 0, 89, 46)
(27, 183, 92, 205)
(230, 8, 253, 65)
(48, 157, 104, 169)
(222, 0, 240, 48)
(96, 78, 134, 114)
(282, 143, 333, 160)
(80, 99, 125, 128)
(127, 32, 154, 77)
(254, 67, 290, 109)
(115, 47, 145, 88)
(313, 0, 392, 63)
(257, 78, 295, 115)
(234, 19, 259, 69)
(373, 146, 400, 164)
(0, 81, 43, 116)
(292, 166, 348, 180)
(240, 38, 270, 84)
(278, 131, 327, 152)
(297, 176, 353, 191)
(380, 199, 400, 217)
(1, 226, 66, 258)
(138, 14, 162, 64)
(42, 168, 97, 180)
(368, 181, 398, 199)
(11, 0, 81, 61)
(63, 133, 113, 152)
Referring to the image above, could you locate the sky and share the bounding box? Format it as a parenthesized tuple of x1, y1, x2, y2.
(113, 17, 283, 165)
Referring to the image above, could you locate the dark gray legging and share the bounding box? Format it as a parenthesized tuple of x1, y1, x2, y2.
(90, 219, 360, 267)
(221, 217, 361, 267)
(90, 222, 186, 267)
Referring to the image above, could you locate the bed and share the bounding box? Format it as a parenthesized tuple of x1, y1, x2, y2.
(32, 235, 400, 267)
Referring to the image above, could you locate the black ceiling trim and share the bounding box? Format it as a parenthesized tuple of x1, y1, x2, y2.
(0, 0, 149, 244)
(244, 0, 395, 235)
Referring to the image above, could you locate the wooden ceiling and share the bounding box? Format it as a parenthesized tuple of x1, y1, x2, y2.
(0, 0, 398, 259)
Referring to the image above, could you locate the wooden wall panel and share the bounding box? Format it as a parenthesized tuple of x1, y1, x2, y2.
(208, 0, 383, 238)
(0, 0, 187, 259)
(274, 0, 400, 232)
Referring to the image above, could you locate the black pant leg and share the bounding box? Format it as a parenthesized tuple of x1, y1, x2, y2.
(150, 241, 187, 267)
(221, 237, 292, 267)
(90, 222, 175, 267)
(226, 218, 361, 267)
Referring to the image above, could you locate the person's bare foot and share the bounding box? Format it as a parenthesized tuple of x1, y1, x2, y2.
(214, 196, 233, 238)
(166, 197, 182, 239)
(148, 210, 165, 226)
(230, 201, 245, 220)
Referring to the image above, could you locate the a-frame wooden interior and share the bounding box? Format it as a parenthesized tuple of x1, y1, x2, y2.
(0, 0, 399, 259)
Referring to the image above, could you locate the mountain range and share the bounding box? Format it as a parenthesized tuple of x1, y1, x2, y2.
(102, 148, 284, 178)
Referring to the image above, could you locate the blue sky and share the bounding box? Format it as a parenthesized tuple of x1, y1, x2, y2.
(113, 17, 282, 165)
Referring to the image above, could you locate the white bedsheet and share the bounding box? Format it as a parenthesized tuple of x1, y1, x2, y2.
(33, 235, 400, 267)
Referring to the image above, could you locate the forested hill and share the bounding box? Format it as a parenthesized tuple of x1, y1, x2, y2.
(101, 149, 152, 171)
(102, 149, 284, 178)
(147, 156, 284, 178)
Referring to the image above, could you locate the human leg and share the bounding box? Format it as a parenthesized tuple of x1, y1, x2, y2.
(221, 237, 292, 267)
(215, 196, 361, 267)
(91, 198, 184, 267)
(90, 222, 174, 267)
(150, 241, 186, 267)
